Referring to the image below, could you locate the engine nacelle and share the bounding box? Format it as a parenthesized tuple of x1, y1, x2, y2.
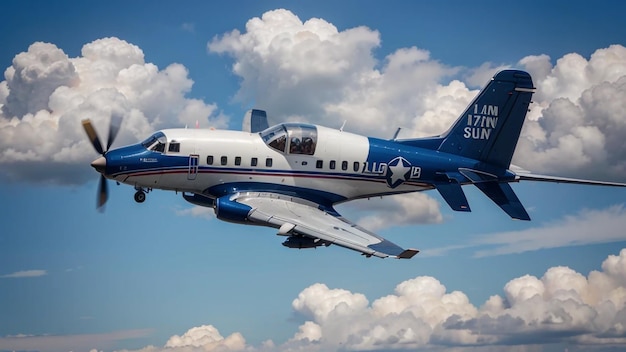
(282, 235, 330, 249)
(182, 192, 214, 207)
(214, 196, 253, 224)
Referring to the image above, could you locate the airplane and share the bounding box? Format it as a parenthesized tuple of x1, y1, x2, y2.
(81, 70, 626, 259)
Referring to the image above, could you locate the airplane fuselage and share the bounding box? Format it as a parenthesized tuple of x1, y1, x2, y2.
(104, 123, 489, 210)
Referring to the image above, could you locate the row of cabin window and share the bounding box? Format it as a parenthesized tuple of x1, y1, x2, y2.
(207, 155, 361, 172)
(207, 155, 272, 167)
(316, 160, 361, 172)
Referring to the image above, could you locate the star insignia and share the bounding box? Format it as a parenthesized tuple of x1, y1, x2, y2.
(386, 156, 411, 188)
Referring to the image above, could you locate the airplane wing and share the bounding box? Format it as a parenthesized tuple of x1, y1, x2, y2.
(232, 193, 419, 259)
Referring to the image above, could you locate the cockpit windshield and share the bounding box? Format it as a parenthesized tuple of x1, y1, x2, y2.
(261, 125, 287, 152)
(260, 123, 317, 155)
(141, 132, 167, 153)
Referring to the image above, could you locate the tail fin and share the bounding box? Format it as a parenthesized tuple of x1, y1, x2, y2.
(242, 109, 269, 133)
(438, 70, 535, 169)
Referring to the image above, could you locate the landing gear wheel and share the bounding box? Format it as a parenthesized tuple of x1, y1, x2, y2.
(134, 191, 146, 203)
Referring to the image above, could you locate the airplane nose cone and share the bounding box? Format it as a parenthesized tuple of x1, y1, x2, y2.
(91, 156, 106, 174)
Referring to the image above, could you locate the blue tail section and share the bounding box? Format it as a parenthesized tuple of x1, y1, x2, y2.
(438, 70, 535, 169)
(474, 182, 531, 220)
(435, 180, 471, 212)
(400, 70, 536, 220)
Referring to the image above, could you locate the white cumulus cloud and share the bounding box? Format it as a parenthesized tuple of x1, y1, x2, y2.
(338, 192, 443, 232)
(116, 248, 626, 351)
(516, 44, 626, 181)
(0, 37, 226, 184)
(208, 9, 458, 139)
(164, 325, 246, 351)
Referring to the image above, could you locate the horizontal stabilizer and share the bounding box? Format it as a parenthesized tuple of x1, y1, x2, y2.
(435, 181, 471, 212)
(475, 182, 530, 220)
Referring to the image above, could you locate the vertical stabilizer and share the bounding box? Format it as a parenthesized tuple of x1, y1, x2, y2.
(438, 70, 535, 169)
(242, 109, 269, 133)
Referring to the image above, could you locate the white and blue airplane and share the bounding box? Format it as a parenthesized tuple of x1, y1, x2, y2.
(82, 70, 625, 259)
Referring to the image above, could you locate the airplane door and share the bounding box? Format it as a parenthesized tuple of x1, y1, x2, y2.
(188, 154, 199, 180)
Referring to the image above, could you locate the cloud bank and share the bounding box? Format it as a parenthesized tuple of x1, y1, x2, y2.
(0, 38, 226, 184)
(106, 248, 626, 351)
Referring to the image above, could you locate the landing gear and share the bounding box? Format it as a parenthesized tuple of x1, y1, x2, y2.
(134, 191, 146, 203)
(133, 186, 150, 203)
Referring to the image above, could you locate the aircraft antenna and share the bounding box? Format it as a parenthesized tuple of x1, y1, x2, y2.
(392, 127, 402, 140)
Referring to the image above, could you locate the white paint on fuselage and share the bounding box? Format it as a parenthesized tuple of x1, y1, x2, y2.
(120, 125, 429, 203)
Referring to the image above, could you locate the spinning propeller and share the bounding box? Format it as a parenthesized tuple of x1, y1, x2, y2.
(81, 116, 122, 210)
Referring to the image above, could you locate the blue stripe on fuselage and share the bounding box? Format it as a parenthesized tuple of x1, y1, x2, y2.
(105, 144, 190, 177)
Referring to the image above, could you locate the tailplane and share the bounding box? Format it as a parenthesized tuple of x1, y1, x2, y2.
(438, 70, 535, 169)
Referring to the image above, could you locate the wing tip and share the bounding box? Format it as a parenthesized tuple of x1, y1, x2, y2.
(396, 248, 420, 259)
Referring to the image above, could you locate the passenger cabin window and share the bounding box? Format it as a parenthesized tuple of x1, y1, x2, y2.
(353, 161, 360, 172)
(260, 123, 317, 155)
(266, 158, 273, 167)
(251, 157, 258, 167)
(207, 155, 214, 165)
(342, 161, 348, 171)
(235, 156, 241, 166)
(329, 160, 336, 170)
(221, 156, 228, 165)
(168, 142, 180, 153)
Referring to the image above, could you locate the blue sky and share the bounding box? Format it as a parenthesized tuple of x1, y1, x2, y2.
(1, 1, 626, 351)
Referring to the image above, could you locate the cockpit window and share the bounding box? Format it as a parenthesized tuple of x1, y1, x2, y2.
(260, 125, 287, 152)
(168, 142, 180, 153)
(151, 140, 166, 153)
(286, 124, 317, 155)
(260, 124, 317, 155)
(141, 132, 167, 153)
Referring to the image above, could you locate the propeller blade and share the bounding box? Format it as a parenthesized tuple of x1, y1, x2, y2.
(82, 119, 105, 155)
(106, 114, 122, 152)
(97, 174, 108, 211)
